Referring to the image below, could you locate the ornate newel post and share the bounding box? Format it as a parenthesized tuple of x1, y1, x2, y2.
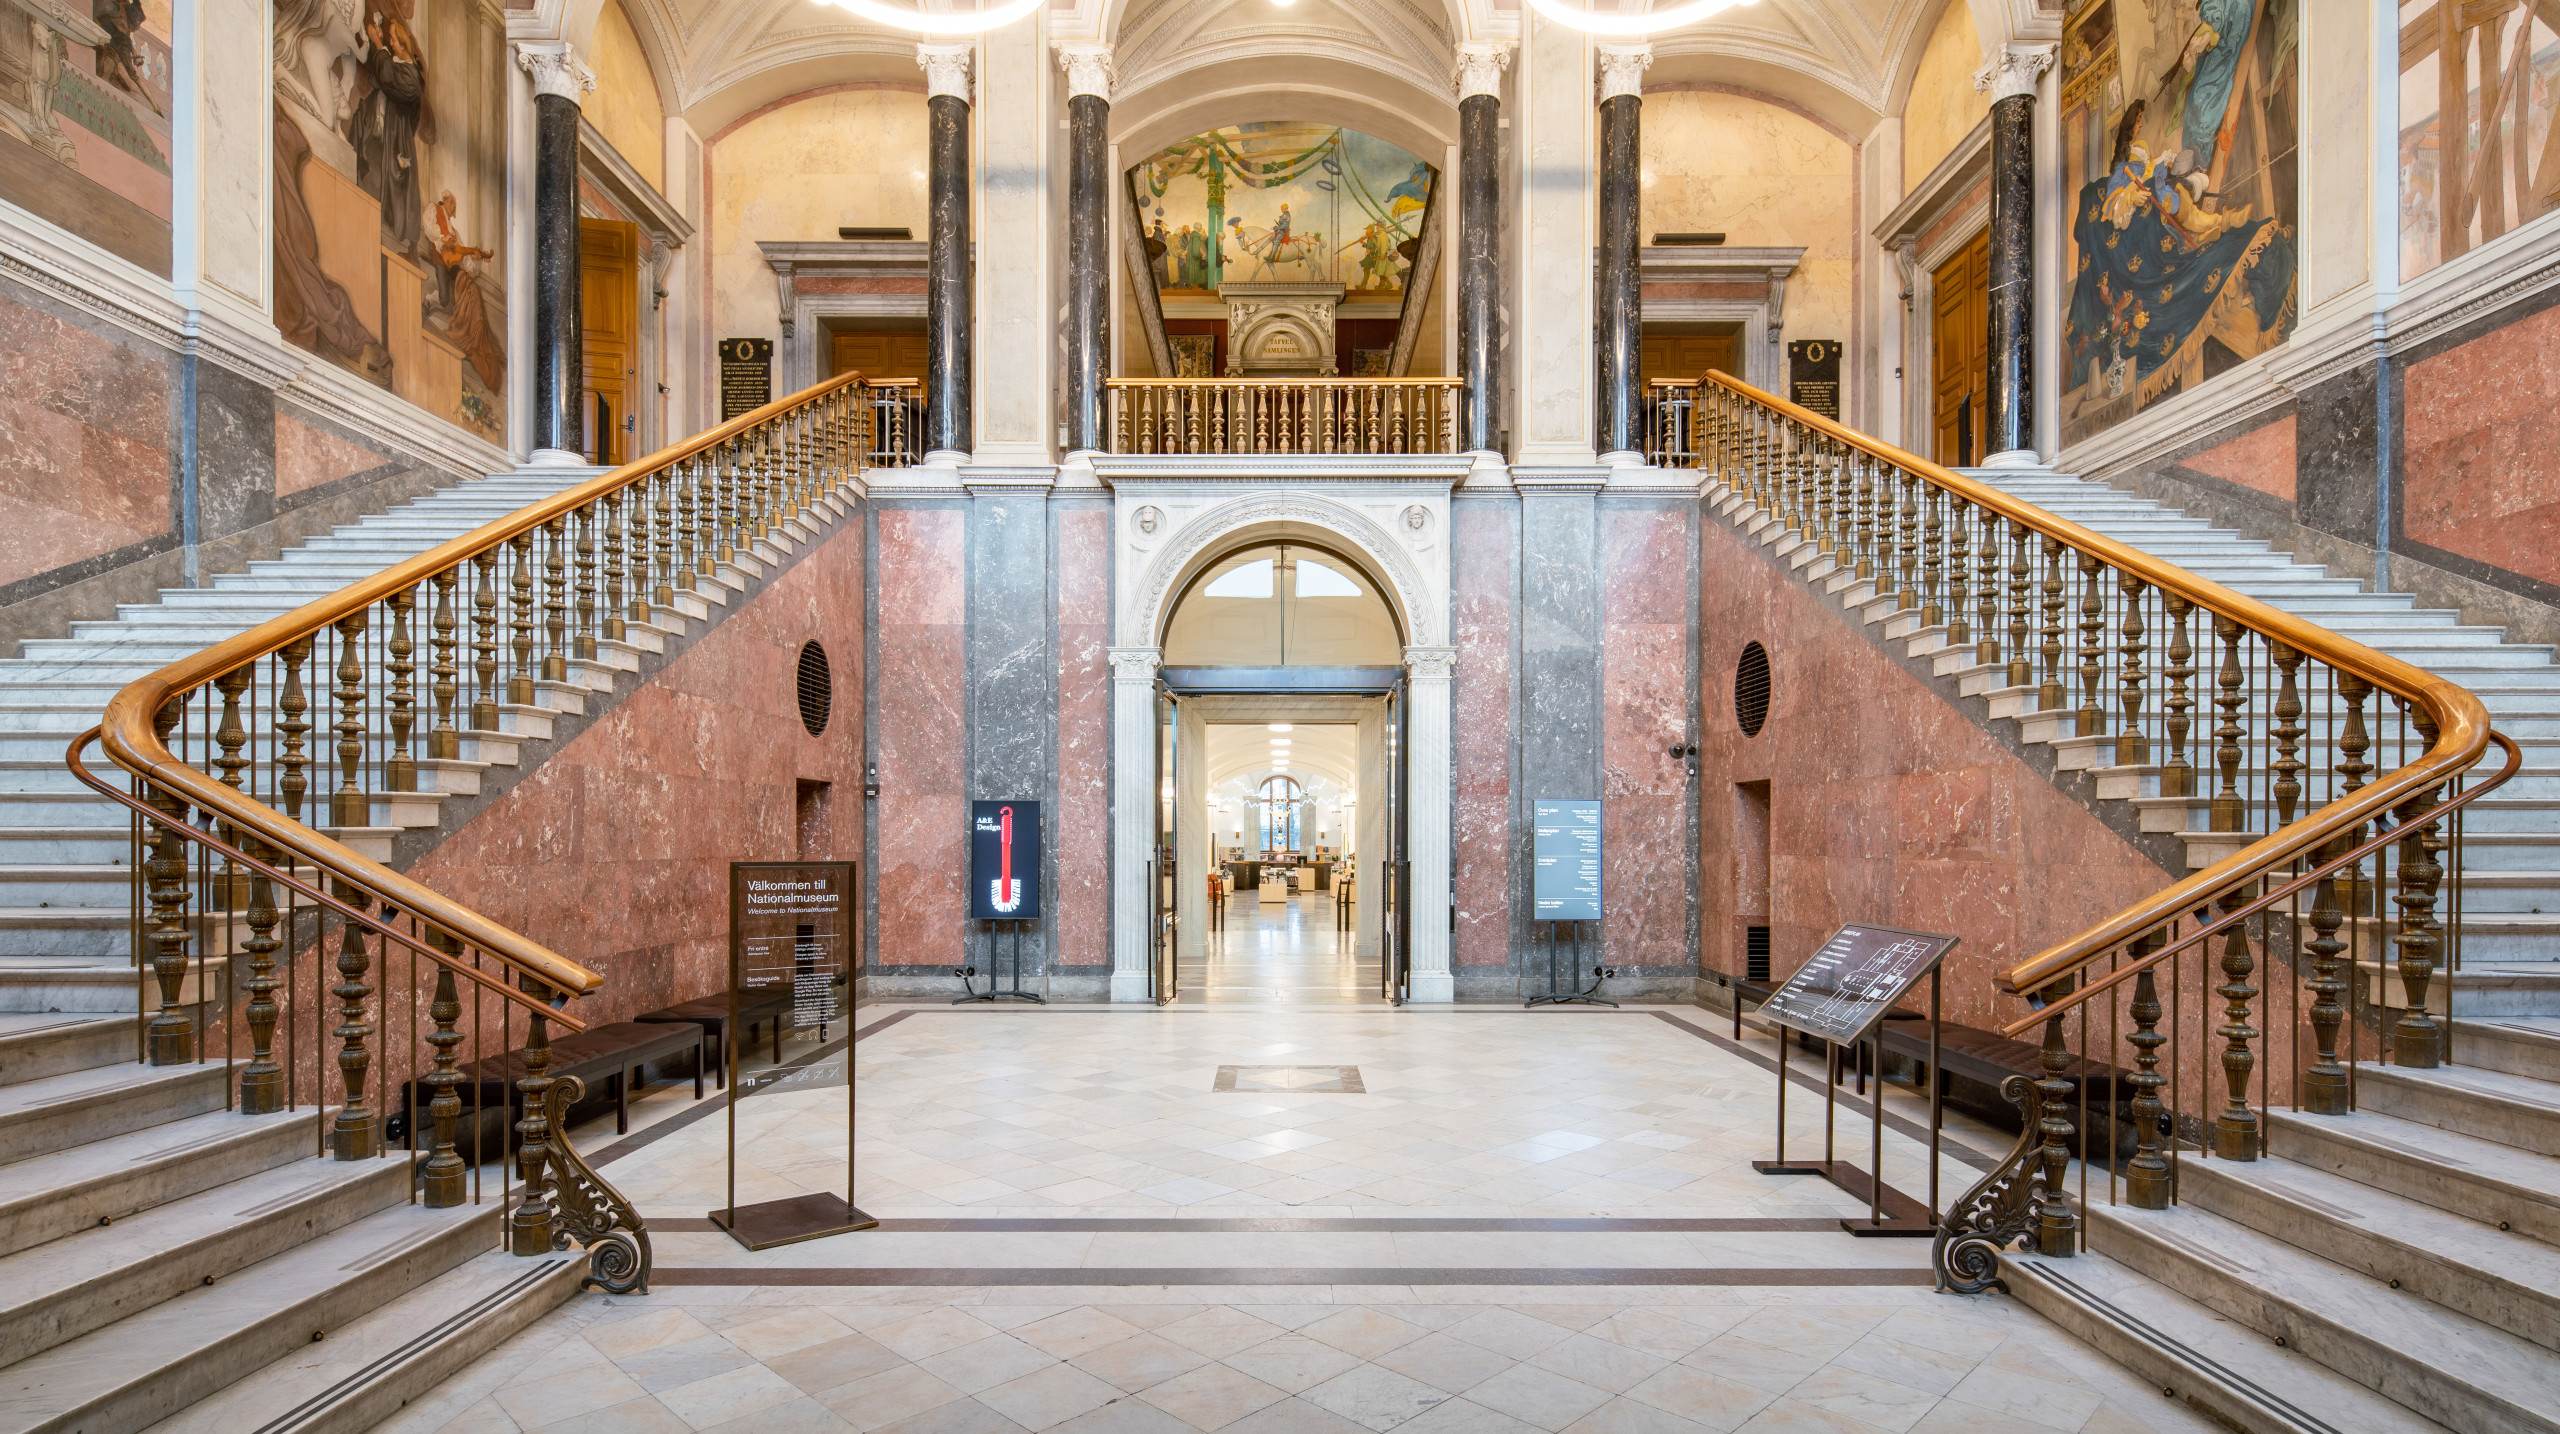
(518, 43, 595, 467)
(1975, 44, 2054, 469)
(1595, 44, 1651, 466)
(920, 43, 975, 463)
(1109, 648, 1162, 1003)
(1454, 41, 1512, 456)
(1060, 45, 1114, 457)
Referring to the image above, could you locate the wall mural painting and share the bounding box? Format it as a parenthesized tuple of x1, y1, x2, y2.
(2397, 1, 2560, 280)
(1131, 123, 1434, 296)
(272, 0, 507, 441)
(2059, 0, 2299, 446)
(0, 0, 174, 274)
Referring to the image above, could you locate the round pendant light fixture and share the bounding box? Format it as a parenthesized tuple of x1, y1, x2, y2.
(808, 0, 1043, 37)
(1523, 0, 1759, 37)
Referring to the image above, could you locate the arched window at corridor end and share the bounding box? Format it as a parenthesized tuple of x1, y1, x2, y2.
(1161, 543, 1404, 667)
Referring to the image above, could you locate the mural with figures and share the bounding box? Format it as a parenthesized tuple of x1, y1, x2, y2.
(0, 0, 173, 274)
(272, 0, 508, 440)
(2396, 0, 2560, 280)
(2058, 0, 2299, 446)
(1130, 123, 1434, 296)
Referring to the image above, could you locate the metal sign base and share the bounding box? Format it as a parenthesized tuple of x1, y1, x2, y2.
(711, 1193, 878, 1251)
(1524, 920, 1616, 1008)
(956, 919, 1046, 1004)
(1755, 968, 1945, 1240)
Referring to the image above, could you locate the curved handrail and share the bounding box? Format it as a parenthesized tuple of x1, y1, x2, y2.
(96, 368, 878, 1000)
(1695, 370, 2494, 1002)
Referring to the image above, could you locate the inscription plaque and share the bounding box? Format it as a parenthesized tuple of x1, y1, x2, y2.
(719, 337, 774, 420)
(1758, 923, 1958, 1045)
(1787, 339, 1842, 420)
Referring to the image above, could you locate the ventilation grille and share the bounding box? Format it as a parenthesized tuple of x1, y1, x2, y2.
(1745, 925, 1772, 985)
(796, 640, 832, 737)
(1735, 641, 1772, 737)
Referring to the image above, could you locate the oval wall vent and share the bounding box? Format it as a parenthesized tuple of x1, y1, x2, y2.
(1735, 641, 1771, 738)
(796, 640, 833, 736)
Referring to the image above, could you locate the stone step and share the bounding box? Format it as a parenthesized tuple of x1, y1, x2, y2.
(0, 1152, 408, 1368)
(0, 1108, 319, 1261)
(0, 1060, 227, 1166)
(2442, 1017, 2560, 1082)
(1998, 1248, 2444, 1434)
(2268, 1104, 2560, 1244)
(0, 1199, 498, 1434)
(2354, 1063, 2560, 1156)
(2445, 873, 2560, 914)
(0, 957, 223, 1014)
(0, 1014, 130, 1087)
(2176, 1149, 2560, 1353)
(2082, 1198, 2560, 1434)
(140, 1245, 583, 1434)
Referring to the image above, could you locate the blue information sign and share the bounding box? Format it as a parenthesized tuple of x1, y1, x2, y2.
(1531, 799, 1603, 922)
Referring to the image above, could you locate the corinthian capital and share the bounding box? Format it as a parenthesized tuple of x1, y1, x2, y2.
(1596, 44, 1652, 103)
(1974, 43, 2057, 103)
(1056, 43, 1115, 102)
(1454, 41, 1513, 101)
(515, 42, 595, 104)
(1109, 647, 1163, 684)
(918, 43, 974, 104)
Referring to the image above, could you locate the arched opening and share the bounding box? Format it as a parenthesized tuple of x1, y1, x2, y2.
(1161, 540, 1406, 667)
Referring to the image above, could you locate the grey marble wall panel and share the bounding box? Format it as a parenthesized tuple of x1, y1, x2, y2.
(969, 491, 1055, 975)
(1513, 489, 1602, 966)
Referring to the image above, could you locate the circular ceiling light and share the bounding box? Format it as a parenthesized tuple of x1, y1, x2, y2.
(809, 0, 1043, 37)
(1268, 723, 1293, 732)
(1523, 0, 1759, 38)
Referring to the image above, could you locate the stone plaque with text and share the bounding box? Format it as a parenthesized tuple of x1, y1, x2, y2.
(719, 337, 774, 421)
(1788, 339, 1842, 420)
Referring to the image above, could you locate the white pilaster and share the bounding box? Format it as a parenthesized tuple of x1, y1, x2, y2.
(1109, 647, 1160, 1002)
(1403, 646, 1456, 1002)
(969, 18, 1054, 467)
(1356, 703, 1385, 962)
(1512, 12, 1598, 467)
(172, 0, 273, 324)
(1175, 699, 1209, 961)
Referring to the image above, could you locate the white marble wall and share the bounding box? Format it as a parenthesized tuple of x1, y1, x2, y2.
(1512, 13, 1597, 467)
(971, 17, 1056, 466)
(172, 0, 272, 320)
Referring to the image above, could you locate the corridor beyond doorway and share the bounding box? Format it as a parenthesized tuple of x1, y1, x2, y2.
(1180, 716, 1381, 1004)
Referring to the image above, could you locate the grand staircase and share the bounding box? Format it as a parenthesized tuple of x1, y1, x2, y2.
(1695, 374, 2560, 1434)
(0, 373, 880, 1432)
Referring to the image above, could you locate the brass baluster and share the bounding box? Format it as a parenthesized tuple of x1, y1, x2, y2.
(2115, 574, 2148, 765)
(2213, 880, 2260, 1157)
(471, 554, 502, 731)
(1944, 494, 1971, 644)
(2392, 702, 2447, 1067)
(1853, 455, 1879, 583)
(330, 874, 376, 1159)
(2038, 535, 2067, 708)
(212, 668, 250, 909)
(1896, 471, 1921, 611)
(429, 568, 460, 760)
(692, 456, 718, 581)
(2160, 595, 2195, 797)
(1920, 483, 1946, 626)
(238, 824, 283, 1113)
(720, 446, 747, 565)
(2123, 933, 2171, 1207)
(2032, 1001, 2079, 1255)
(421, 961, 464, 1205)
(2301, 671, 2366, 1115)
(603, 491, 628, 644)
(508, 532, 538, 705)
(2212, 616, 2247, 831)
(2006, 521, 2033, 687)
(1974, 507, 2001, 665)
(654, 472, 678, 607)
(331, 612, 369, 827)
(2076, 552, 2106, 735)
(385, 585, 417, 792)
(1112, 389, 1129, 451)
(2270, 643, 2305, 824)
(2338, 672, 2376, 917)
(143, 698, 195, 1066)
(539, 518, 571, 685)
(279, 638, 314, 821)
(512, 988, 557, 1253)
(574, 505, 600, 660)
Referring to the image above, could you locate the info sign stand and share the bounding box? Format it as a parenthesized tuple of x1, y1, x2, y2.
(1750, 923, 1957, 1237)
(711, 860, 875, 1250)
(1527, 799, 1613, 1007)
(957, 800, 1046, 1004)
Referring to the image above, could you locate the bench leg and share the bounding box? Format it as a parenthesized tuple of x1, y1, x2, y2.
(770, 1015, 782, 1065)
(615, 1069, 629, 1135)
(693, 1043, 705, 1099)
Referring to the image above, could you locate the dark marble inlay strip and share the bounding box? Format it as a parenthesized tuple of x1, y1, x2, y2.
(2020, 1262, 2350, 1434)
(649, 1265, 1937, 1287)
(645, 1216, 1846, 1234)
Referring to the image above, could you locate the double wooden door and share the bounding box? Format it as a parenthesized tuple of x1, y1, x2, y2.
(579, 218, 638, 465)
(1640, 329, 1744, 386)
(1931, 229, 1991, 468)
(828, 329, 928, 382)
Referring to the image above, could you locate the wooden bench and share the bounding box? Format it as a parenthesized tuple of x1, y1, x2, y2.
(634, 992, 793, 1090)
(1870, 1019, 2137, 1148)
(391, 1019, 705, 1150)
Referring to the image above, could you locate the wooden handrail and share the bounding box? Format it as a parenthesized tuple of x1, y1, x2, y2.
(1697, 370, 2493, 1000)
(96, 369, 878, 1001)
(1105, 376, 1461, 387)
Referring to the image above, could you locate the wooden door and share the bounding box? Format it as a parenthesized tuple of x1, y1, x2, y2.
(578, 218, 639, 465)
(828, 329, 929, 382)
(1931, 229, 1990, 468)
(1640, 329, 1744, 385)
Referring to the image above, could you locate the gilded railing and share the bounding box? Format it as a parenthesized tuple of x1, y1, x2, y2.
(1689, 371, 2506, 1290)
(867, 378, 923, 466)
(1106, 377, 1462, 455)
(78, 369, 883, 1291)
(1646, 378, 1699, 468)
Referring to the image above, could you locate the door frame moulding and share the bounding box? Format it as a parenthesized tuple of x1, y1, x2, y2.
(1637, 245, 1804, 392)
(759, 239, 930, 392)
(1873, 117, 1991, 457)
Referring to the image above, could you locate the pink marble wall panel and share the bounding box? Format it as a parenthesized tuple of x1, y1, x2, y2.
(1452, 500, 1515, 969)
(870, 504, 968, 971)
(2404, 301, 2560, 586)
(2180, 413, 2297, 503)
(274, 408, 397, 498)
(0, 289, 174, 586)
(1695, 514, 2169, 1032)
(1601, 502, 1695, 969)
(408, 515, 868, 1033)
(1055, 504, 1112, 970)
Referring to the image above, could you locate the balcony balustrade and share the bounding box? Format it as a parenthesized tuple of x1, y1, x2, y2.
(1105, 377, 1461, 456)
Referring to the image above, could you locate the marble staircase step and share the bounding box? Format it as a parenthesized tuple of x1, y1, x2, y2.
(0, 1108, 318, 1261)
(0, 1151, 408, 1368)
(2443, 1016, 2560, 1081)
(0, 956, 223, 1014)
(2268, 1104, 2560, 1246)
(0, 1061, 227, 1166)
(2081, 1198, 2560, 1434)
(0, 1014, 129, 1087)
(1998, 1248, 2445, 1434)
(2353, 1062, 2560, 1155)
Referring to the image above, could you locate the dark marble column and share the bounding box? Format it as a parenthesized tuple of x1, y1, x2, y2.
(1980, 46, 2054, 467)
(1060, 47, 1114, 456)
(921, 45, 974, 460)
(1595, 46, 1650, 461)
(517, 45, 593, 463)
(1455, 44, 1510, 454)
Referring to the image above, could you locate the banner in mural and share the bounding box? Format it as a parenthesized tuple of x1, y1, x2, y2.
(0, 0, 174, 274)
(2059, 0, 2299, 447)
(272, 0, 508, 441)
(1130, 123, 1434, 297)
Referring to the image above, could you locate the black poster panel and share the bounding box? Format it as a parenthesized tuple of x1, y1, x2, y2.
(1787, 339, 1842, 419)
(970, 800, 1043, 920)
(719, 337, 774, 420)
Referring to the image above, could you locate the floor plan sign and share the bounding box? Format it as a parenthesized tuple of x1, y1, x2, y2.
(1758, 924, 1960, 1044)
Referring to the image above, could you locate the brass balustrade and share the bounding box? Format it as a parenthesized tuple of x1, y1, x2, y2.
(1687, 372, 2507, 1293)
(77, 369, 887, 1292)
(1105, 377, 1462, 455)
(1646, 378, 1699, 468)
(866, 378, 923, 467)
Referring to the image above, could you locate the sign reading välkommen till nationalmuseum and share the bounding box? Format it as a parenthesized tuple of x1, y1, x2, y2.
(969, 800, 1042, 920)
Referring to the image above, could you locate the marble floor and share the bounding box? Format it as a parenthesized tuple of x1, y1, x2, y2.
(392, 1005, 2219, 1434)
(1177, 892, 1380, 1005)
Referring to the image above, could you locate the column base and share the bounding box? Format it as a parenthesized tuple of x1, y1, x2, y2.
(1981, 448, 2045, 470)
(1404, 970, 1454, 1004)
(1110, 970, 1152, 1004)
(1601, 448, 1646, 470)
(924, 449, 974, 469)
(526, 447, 591, 469)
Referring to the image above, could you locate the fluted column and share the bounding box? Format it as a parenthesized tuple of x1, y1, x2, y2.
(920, 43, 975, 462)
(1404, 646, 1456, 1003)
(1059, 45, 1114, 457)
(1109, 648, 1160, 1002)
(518, 43, 595, 467)
(1455, 42, 1512, 456)
(1976, 44, 2055, 469)
(1595, 44, 1650, 466)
